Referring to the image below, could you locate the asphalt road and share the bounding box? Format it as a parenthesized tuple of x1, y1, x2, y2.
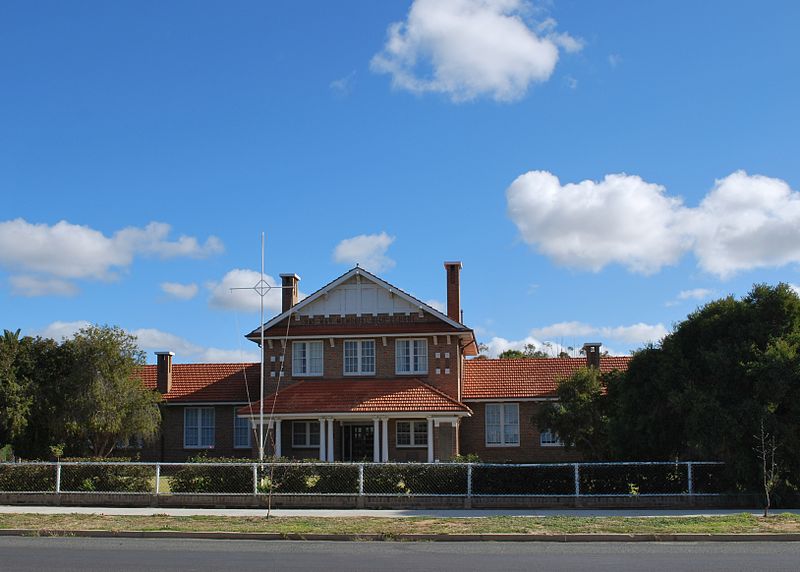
(2, 537, 799, 571)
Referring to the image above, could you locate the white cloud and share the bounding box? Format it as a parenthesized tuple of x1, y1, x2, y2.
(9, 275, 79, 297)
(161, 282, 199, 300)
(677, 288, 714, 301)
(790, 284, 800, 296)
(0, 219, 223, 294)
(333, 232, 396, 273)
(530, 321, 668, 345)
(507, 171, 688, 274)
(207, 269, 296, 314)
(608, 53, 622, 68)
(507, 170, 800, 278)
(371, 0, 582, 102)
(425, 299, 446, 313)
(330, 71, 356, 96)
(36, 320, 91, 341)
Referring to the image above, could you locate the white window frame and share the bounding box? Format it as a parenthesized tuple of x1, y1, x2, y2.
(184, 407, 215, 449)
(485, 403, 520, 447)
(292, 341, 324, 377)
(233, 413, 252, 449)
(395, 420, 428, 448)
(343, 339, 376, 376)
(292, 420, 321, 449)
(539, 428, 564, 447)
(395, 338, 428, 375)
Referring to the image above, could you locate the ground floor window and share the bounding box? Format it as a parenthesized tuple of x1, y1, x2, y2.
(396, 420, 428, 447)
(234, 414, 252, 449)
(292, 420, 321, 448)
(539, 428, 564, 447)
(485, 403, 520, 446)
(184, 407, 215, 448)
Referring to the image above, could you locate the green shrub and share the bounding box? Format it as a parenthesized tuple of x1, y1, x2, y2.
(59, 457, 154, 493)
(0, 464, 56, 492)
(364, 464, 467, 495)
(579, 464, 687, 495)
(168, 456, 254, 494)
(472, 465, 574, 495)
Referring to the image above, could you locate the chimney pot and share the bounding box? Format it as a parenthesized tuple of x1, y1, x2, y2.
(155, 351, 174, 394)
(444, 261, 462, 323)
(280, 273, 301, 313)
(582, 343, 602, 369)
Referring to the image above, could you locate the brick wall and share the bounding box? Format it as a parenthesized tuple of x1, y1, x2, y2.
(459, 401, 582, 463)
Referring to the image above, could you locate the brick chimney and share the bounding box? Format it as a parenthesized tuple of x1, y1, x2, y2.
(155, 351, 174, 394)
(444, 261, 462, 323)
(582, 343, 602, 369)
(280, 273, 300, 313)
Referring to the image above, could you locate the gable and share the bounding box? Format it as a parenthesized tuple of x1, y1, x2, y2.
(298, 274, 421, 318)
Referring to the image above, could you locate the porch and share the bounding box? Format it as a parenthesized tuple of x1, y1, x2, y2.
(264, 415, 461, 463)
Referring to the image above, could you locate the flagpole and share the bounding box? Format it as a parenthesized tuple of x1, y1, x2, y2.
(259, 232, 265, 462)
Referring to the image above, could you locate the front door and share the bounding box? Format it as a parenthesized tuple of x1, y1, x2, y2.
(342, 424, 374, 462)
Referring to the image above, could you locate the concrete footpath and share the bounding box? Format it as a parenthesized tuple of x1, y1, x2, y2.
(1, 505, 797, 518)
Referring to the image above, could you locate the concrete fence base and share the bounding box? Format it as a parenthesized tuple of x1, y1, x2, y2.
(0, 492, 764, 510)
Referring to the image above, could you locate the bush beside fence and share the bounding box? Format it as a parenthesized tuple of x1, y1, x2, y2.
(0, 461, 725, 497)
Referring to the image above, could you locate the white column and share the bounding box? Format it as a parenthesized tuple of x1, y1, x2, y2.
(372, 418, 380, 462)
(427, 418, 434, 463)
(319, 418, 326, 461)
(381, 418, 389, 462)
(326, 418, 334, 462)
(274, 419, 282, 458)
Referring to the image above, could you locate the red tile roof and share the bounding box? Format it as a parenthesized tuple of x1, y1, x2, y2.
(462, 357, 631, 399)
(138, 363, 262, 402)
(237, 378, 471, 416)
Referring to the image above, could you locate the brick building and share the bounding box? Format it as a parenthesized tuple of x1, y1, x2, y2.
(137, 263, 630, 462)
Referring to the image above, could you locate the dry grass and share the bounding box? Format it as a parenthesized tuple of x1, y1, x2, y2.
(1, 512, 799, 537)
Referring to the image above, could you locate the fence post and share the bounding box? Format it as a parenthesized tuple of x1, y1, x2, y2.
(253, 464, 258, 496)
(466, 463, 473, 498)
(687, 462, 693, 496)
(573, 463, 580, 497)
(358, 463, 364, 496)
(55, 462, 61, 494)
(155, 463, 161, 495)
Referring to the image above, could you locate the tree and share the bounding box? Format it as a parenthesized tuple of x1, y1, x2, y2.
(0, 329, 32, 445)
(499, 343, 550, 359)
(60, 325, 161, 457)
(535, 366, 617, 460)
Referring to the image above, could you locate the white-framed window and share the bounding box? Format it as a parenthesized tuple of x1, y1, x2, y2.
(234, 414, 252, 449)
(396, 420, 428, 447)
(292, 341, 323, 376)
(539, 428, 564, 447)
(485, 403, 520, 446)
(184, 407, 215, 449)
(344, 339, 375, 375)
(395, 339, 428, 374)
(292, 420, 321, 448)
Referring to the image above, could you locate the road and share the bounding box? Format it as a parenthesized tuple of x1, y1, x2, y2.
(1, 537, 799, 571)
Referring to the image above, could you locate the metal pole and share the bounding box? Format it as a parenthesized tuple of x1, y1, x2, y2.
(55, 462, 61, 494)
(467, 463, 473, 498)
(358, 463, 364, 496)
(253, 463, 259, 496)
(573, 463, 580, 497)
(687, 462, 693, 496)
(259, 232, 265, 462)
(155, 463, 161, 495)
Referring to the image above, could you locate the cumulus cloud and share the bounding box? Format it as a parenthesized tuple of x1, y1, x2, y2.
(507, 170, 800, 278)
(34, 321, 258, 363)
(207, 269, 305, 314)
(371, 0, 582, 102)
(9, 275, 79, 297)
(161, 282, 199, 300)
(530, 321, 668, 345)
(0, 219, 223, 295)
(666, 288, 714, 306)
(330, 71, 356, 97)
(333, 232, 396, 273)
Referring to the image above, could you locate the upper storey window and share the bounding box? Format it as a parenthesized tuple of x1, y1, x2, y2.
(292, 341, 323, 376)
(344, 340, 375, 375)
(396, 339, 428, 375)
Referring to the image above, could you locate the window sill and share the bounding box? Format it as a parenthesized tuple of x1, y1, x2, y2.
(395, 444, 428, 449)
(395, 372, 428, 376)
(540, 443, 565, 448)
(292, 445, 321, 449)
(184, 446, 215, 450)
(484, 443, 520, 448)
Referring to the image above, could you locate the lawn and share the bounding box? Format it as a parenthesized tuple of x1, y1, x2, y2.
(1, 513, 799, 537)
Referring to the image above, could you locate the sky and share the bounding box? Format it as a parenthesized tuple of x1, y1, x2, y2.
(2, 0, 799, 362)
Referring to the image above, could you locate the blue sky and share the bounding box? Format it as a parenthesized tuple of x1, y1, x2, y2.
(2, 0, 799, 362)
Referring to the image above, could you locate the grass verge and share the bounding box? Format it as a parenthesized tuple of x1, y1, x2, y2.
(1, 513, 800, 537)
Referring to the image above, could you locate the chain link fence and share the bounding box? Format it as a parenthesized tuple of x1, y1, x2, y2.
(0, 461, 725, 497)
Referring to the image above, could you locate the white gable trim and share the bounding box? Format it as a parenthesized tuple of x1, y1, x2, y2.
(249, 267, 467, 336)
